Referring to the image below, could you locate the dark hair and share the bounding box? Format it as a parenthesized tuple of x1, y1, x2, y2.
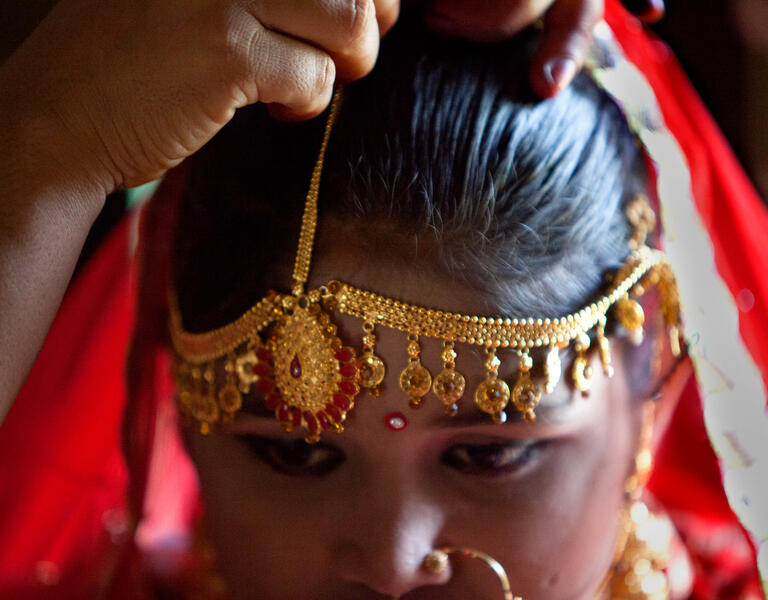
(175, 22, 647, 363)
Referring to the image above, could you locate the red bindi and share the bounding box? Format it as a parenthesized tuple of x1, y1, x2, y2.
(385, 412, 408, 431)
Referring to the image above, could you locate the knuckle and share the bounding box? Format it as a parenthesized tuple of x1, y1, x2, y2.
(230, 12, 260, 64)
(318, 54, 336, 94)
(342, 0, 376, 49)
(291, 55, 335, 115)
(333, 0, 378, 80)
(202, 4, 257, 73)
(569, 23, 595, 51)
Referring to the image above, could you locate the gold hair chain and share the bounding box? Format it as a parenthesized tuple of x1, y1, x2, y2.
(169, 89, 682, 442)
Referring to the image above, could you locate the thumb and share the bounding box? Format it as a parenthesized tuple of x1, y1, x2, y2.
(529, 0, 604, 98)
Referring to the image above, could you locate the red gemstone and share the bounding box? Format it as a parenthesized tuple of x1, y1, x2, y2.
(277, 402, 291, 422)
(325, 403, 342, 422)
(338, 381, 357, 396)
(385, 412, 408, 431)
(252, 362, 272, 377)
(304, 411, 318, 434)
(334, 348, 354, 363)
(339, 364, 357, 378)
(290, 355, 302, 378)
(254, 377, 275, 395)
(317, 411, 331, 431)
(291, 407, 302, 428)
(264, 392, 282, 410)
(256, 348, 274, 363)
(333, 394, 351, 410)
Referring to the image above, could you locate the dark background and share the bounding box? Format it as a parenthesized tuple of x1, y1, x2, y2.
(2, 1, 766, 269)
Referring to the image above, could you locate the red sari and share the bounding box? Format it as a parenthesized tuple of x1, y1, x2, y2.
(0, 2, 765, 597)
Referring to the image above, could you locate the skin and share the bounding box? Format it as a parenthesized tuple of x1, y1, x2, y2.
(182, 227, 683, 599)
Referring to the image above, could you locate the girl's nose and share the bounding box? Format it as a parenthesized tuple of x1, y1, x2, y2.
(335, 495, 452, 597)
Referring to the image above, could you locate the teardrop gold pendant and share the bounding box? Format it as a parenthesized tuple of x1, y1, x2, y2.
(474, 347, 510, 424)
(357, 320, 386, 396)
(399, 334, 432, 408)
(432, 341, 466, 416)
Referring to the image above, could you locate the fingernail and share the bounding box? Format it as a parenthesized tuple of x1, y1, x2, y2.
(543, 58, 578, 92)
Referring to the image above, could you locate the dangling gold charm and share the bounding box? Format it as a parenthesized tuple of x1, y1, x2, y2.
(474, 347, 510, 424)
(625, 193, 657, 249)
(432, 341, 466, 416)
(615, 295, 645, 345)
(357, 319, 386, 396)
(512, 351, 541, 423)
(218, 352, 243, 423)
(193, 363, 220, 435)
(235, 337, 271, 394)
(174, 360, 218, 435)
(668, 325, 682, 358)
(609, 501, 672, 600)
(271, 299, 358, 443)
(571, 333, 593, 397)
(544, 345, 562, 394)
(399, 334, 432, 408)
(656, 263, 683, 357)
(596, 315, 614, 378)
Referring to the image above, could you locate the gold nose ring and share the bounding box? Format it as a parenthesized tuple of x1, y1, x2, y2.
(423, 547, 522, 600)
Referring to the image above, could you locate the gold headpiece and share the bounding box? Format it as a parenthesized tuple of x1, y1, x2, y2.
(170, 90, 682, 443)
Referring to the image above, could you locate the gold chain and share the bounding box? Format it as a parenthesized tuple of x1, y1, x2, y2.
(170, 245, 661, 363)
(168, 86, 682, 440)
(291, 90, 344, 296)
(328, 246, 660, 350)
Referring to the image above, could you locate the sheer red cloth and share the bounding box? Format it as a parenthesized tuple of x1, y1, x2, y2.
(0, 2, 765, 597)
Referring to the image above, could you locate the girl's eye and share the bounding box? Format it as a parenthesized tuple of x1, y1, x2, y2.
(441, 441, 542, 477)
(238, 436, 345, 477)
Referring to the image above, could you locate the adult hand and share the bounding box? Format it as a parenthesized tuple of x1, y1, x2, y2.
(419, 0, 664, 98)
(1, 0, 398, 194)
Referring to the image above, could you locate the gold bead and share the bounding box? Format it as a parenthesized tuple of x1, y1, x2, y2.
(217, 384, 243, 413)
(423, 550, 449, 574)
(474, 377, 510, 417)
(357, 353, 386, 389)
(512, 372, 541, 423)
(399, 363, 432, 403)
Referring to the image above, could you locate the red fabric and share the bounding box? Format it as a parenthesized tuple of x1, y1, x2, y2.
(605, 1, 768, 392)
(1, 4, 766, 598)
(606, 1, 768, 596)
(0, 215, 134, 598)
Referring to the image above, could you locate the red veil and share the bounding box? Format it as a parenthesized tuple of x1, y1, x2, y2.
(0, 1, 765, 597)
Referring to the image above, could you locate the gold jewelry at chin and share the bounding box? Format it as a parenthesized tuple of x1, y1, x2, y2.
(604, 501, 673, 600)
(423, 548, 520, 600)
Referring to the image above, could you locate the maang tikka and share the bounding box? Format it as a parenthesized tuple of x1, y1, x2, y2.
(170, 90, 682, 443)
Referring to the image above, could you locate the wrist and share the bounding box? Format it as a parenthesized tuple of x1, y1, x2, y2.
(0, 63, 112, 221)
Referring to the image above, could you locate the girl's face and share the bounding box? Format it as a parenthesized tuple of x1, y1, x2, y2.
(183, 240, 646, 600)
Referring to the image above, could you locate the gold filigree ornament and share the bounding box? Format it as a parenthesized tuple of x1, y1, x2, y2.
(474, 348, 510, 424)
(609, 501, 673, 600)
(399, 334, 432, 408)
(511, 352, 541, 423)
(268, 298, 359, 442)
(432, 341, 466, 416)
(571, 332, 594, 397)
(357, 319, 386, 396)
(169, 89, 683, 441)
